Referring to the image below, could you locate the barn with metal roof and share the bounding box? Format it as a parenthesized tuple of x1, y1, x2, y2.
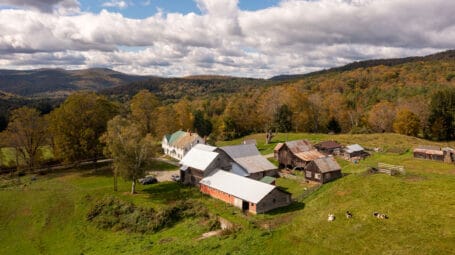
(200, 170, 291, 214)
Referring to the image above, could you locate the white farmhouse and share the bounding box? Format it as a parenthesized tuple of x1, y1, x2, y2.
(162, 130, 204, 160)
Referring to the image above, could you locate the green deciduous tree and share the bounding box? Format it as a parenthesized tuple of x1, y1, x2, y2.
(427, 89, 455, 140)
(48, 92, 118, 163)
(193, 110, 212, 138)
(5, 107, 47, 171)
(130, 90, 160, 135)
(274, 104, 293, 133)
(393, 109, 420, 136)
(102, 116, 156, 194)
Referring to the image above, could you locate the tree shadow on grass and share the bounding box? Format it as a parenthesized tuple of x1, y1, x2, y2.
(266, 201, 306, 215)
(141, 182, 195, 203)
(80, 166, 113, 178)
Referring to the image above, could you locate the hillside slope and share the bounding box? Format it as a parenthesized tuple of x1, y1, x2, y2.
(270, 49, 455, 82)
(0, 68, 153, 97)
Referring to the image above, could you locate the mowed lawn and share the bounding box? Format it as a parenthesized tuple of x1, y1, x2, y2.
(0, 133, 454, 254)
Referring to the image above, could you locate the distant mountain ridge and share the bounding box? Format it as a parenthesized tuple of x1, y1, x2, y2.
(270, 49, 455, 81)
(0, 68, 154, 97)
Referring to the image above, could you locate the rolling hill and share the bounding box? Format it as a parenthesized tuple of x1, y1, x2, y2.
(0, 68, 154, 97)
(270, 49, 455, 82)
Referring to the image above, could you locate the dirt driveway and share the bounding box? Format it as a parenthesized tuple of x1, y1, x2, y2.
(147, 170, 179, 182)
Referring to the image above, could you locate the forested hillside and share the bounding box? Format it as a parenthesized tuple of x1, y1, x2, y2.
(0, 68, 153, 97)
(100, 76, 273, 102)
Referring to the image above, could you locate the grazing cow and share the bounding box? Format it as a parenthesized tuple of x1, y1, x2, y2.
(328, 213, 335, 222)
(346, 211, 353, 218)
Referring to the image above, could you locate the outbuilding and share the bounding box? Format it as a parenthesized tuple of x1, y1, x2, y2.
(304, 156, 342, 183)
(343, 144, 369, 160)
(200, 170, 291, 214)
(274, 140, 325, 169)
(413, 145, 449, 162)
(314, 141, 342, 155)
(179, 144, 229, 186)
(217, 144, 278, 180)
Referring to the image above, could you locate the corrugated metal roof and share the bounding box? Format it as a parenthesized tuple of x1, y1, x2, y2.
(200, 170, 275, 203)
(220, 144, 276, 173)
(345, 144, 365, 153)
(221, 144, 260, 158)
(274, 143, 284, 152)
(193, 143, 217, 152)
(284, 140, 313, 154)
(315, 141, 342, 150)
(294, 150, 325, 161)
(413, 148, 443, 155)
(313, 156, 341, 173)
(180, 147, 218, 171)
(416, 145, 441, 151)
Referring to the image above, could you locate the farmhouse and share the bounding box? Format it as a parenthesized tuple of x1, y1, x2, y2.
(162, 130, 204, 160)
(413, 146, 455, 163)
(274, 140, 325, 169)
(179, 144, 224, 186)
(217, 144, 278, 180)
(305, 156, 342, 183)
(343, 144, 369, 160)
(314, 141, 342, 155)
(199, 170, 291, 214)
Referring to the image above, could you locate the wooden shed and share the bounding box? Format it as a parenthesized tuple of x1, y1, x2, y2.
(199, 170, 291, 214)
(274, 140, 325, 169)
(314, 141, 342, 155)
(443, 147, 455, 163)
(305, 156, 342, 183)
(343, 144, 369, 160)
(413, 145, 445, 162)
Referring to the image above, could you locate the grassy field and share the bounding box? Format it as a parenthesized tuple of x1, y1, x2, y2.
(0, 146, 54, 167)
(216, 132, 455, 155)
(1, 133, 455, 254)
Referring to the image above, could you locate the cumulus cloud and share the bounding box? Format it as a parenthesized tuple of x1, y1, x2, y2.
(0, 0, 453, 77)
(0, 0, 79, 13)
(102, 0, 128, 9)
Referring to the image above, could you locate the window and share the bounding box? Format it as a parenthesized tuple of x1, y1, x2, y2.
(272, 198, 276, 203)
(315, 173, 321, 180)
(305, 171, 312, 178)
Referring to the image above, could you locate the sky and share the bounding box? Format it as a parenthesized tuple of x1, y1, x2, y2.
(0, 0, 453, 78)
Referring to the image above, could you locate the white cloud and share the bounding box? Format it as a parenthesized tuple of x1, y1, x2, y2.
(0, 0, 453, 78)
(102, 0, 128, 9)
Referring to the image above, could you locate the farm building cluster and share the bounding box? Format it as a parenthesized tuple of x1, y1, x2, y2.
(413, 145, 455, 163)
(162, 132, 371, 214)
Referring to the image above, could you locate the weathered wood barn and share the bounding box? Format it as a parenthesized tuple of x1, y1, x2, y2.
(274, 140, 325, 169)
(305, 156, 342, 183)
(199, 170, 291, 214)
(413, 146, 454, 163)
(314, 141, 342, 155)
(162, 130, 204, 160)
(217, 144, 278, 180)
(343, 144, 369, 160)
(179, 144, 231, 186)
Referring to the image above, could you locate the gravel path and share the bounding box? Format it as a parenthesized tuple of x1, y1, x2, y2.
(147, 170, 179, 182)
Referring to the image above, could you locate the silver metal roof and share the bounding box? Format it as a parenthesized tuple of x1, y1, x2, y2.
(200, 170, 276, 203)
(220, 144, 277, 173)
(192, 143, 217, 152)
(179, 147, 218, 171)
(312, 156, 341, 173)
(345, 144, 365, 153)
